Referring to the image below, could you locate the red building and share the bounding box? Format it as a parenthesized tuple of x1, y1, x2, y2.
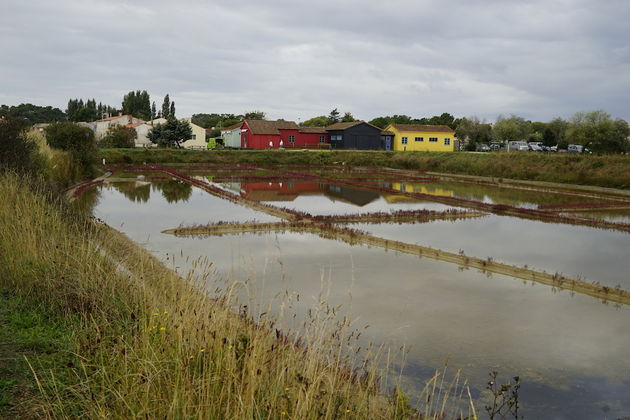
(297, 126, 329, 149)
(240, 120, 329, 149)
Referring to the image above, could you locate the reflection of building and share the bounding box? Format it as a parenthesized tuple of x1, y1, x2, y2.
(240, 181, 323, 201)
(385, 124, 456, 152)
(324, 185, 380, 206)
(384, 183, 454, 202)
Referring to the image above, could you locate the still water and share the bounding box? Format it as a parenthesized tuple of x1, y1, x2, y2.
(84, 176, 630, 419)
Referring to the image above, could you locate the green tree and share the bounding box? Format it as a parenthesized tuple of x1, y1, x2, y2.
(492, 115, 531, 143)
(542, 117, 568, 147)
(341, 112, 356, 123)
(0, 103, 66, 125)
(66, 98, 116, 121)
(301, 116, 329, 127)
(170, 101, 176, 119)
(99, 125, 137, 148)
(121, 90, 151, 120)
(328, 108, 341, 124)
(44, 122, 97, 174)
(0, 116, 41, 174)
(147, 119, 192, 148)
(566, 110, 630, 153)
(151, 102, 157, 120)
(428, 112, 456, 127)
(455, 117, 493, 150)
(244, 110, 266, 120)
(161, 95, 171, 120)
(369, 115, 414, 129)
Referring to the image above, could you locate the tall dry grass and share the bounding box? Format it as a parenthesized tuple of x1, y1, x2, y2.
(0, 172, 475, 419)
(26, 129, 84, 188)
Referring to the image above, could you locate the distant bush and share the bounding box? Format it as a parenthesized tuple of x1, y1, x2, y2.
(44, 122, 97, 176)
(0, 117, 42, 174)
(99, 125, 136, 148)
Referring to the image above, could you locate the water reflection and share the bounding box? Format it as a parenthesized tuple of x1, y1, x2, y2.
(81, 180, 630, 420)
(385, 181, 616, 209)
(215, 180, 454, 215)
(109, 179, 193, 204)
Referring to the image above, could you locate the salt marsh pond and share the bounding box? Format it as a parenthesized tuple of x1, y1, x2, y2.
(80, 164, 630, 419)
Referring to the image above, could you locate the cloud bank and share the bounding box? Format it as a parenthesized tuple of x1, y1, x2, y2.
(1, 0, 628, 122)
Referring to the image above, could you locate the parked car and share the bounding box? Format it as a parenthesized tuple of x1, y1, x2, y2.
(478, 144, 491, 152)
(568, 144, 584, 153)
(507, 141, 529, 151)
(490, 142, 503, 151)
(528, 143, 543, 152)
(550, 145, 558, 152)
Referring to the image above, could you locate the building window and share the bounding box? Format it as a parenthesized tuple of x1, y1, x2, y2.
(330, 135, 342, 141)
(444, 138, 450, 145)
(288, 135, 295, 144)
(319, 135, 325, 144)
(191, 134, 196, 140)
(401, 137, 408, 145)
(429, 137, 438, 142)
(415, 137, 423, 142)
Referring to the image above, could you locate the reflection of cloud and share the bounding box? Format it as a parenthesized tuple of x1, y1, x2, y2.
(92, 181, 630, 417)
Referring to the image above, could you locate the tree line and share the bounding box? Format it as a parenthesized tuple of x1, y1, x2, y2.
(2, 98, 629, 152)
(455, 112, 630, 153)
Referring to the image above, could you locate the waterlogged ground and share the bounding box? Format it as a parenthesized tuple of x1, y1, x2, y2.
(81, 166, 630, 419)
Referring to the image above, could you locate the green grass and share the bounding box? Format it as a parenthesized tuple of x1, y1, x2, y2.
(99, 148, 630, 189)
(0, 292, 77, 419)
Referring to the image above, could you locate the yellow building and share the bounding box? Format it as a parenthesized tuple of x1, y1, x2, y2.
(385, 124, 456, 152)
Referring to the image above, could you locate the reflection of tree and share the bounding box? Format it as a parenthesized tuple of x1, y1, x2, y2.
(73, 186, 101, 216)
(112, 182, 151, 203)
(154, 180, 193, 203)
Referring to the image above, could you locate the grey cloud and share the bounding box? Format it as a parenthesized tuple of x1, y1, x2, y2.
(0, 0, 628, 122)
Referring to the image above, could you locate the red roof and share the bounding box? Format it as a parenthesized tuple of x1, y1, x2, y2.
(390, 124, 454, 133)
(299, 126, 328, 134)
(126, 123, 145, 128)
(96, 114, 131, 122)
(244, 120, 299, 135)
(326, 121, 382, 132)
(223, 122, 244, 131)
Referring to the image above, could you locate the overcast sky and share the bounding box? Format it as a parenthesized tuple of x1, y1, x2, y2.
(1, 0, 629, 123)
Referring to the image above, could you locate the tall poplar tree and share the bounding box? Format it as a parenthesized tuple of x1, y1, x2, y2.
(161, 95, 171, 120)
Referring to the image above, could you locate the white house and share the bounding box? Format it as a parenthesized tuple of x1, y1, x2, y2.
(127, 123, 154, 148)
(180, 118, 207, 149)
(129, 117, 206, 148)
(221, 122, 243, 148)
(95, 115, 144, 139)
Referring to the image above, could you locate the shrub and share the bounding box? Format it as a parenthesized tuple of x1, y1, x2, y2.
(99, 125, 137, 148)
(44, 122, 97, 176)
(0, 117, 42, 174)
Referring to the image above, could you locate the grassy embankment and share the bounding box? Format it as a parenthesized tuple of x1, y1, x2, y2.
(0, 170, 476, 418)
(99, 148, 630, 190)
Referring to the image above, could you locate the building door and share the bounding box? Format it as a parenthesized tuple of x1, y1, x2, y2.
(385, 136, 391, 151)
